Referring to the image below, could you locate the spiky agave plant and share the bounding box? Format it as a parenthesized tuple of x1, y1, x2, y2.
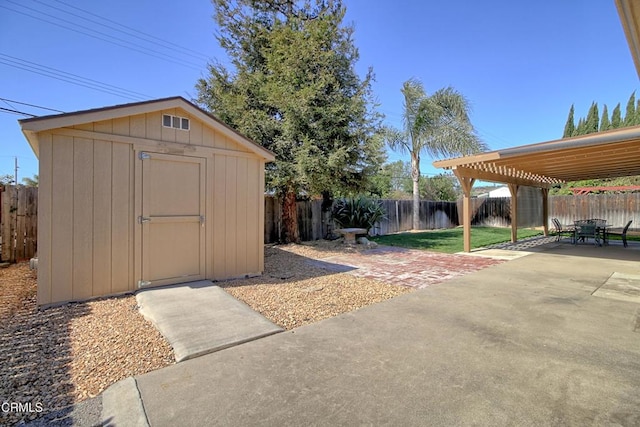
(332, 196, 386, 232)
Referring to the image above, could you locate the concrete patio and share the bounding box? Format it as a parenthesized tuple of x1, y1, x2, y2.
(101, 240, 640, 426)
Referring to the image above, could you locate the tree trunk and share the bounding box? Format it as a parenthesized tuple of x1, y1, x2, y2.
(411, 152, 420, 230)
(281, 188, 300, 243)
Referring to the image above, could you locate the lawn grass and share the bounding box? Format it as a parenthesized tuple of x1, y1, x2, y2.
(371, 227, 543, 253)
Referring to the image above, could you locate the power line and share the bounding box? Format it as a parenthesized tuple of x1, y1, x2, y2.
(0, 97, 65, 113)
(0, 107, 37, 117)
(44, 0, 211, 62)
(1, 2, 204, 71)
(0, 53, 151, 101)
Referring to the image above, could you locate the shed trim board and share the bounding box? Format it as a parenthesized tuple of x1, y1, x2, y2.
(20, 97, 274, 306)
(433, 126, 640, 252)
(20, 96, 276, 162)
(48, 127, 263, 160)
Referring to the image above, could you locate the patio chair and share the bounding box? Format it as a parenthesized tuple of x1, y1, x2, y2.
(552, 218, 575, 242)
(574, 220, 600, 246)
(607, 220, 633, 247)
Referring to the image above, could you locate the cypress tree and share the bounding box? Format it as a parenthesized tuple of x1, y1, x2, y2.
(624, 91, 636, 126)
(585, 102, 599, 134)
(562, 104, 575, 138)
(575, 117, 586, 136)
(611, 103, 622, 128)
(600, 104, 611, 131)
(636, 99, 640, 125)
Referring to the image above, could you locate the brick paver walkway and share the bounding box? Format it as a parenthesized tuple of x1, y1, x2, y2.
(307, 246, 505, 289)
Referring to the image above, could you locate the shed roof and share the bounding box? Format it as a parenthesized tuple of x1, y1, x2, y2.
(19, 96, 276, 162)
(432, 125, 640, 188)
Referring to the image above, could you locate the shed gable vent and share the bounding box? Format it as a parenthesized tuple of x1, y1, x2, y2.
(162, 114, 190, 131)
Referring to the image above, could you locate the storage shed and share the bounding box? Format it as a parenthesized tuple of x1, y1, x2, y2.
(20, 97, 275, 306)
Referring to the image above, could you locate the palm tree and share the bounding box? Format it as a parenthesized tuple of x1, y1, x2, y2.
(386, 78, 487, 229)
(22, 174, 38, 187)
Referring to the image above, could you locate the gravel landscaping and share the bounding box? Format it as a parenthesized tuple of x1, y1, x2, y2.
(1, 242, 413, 425)
(0, 263, 174, 426)
(220, 242, 414, 330)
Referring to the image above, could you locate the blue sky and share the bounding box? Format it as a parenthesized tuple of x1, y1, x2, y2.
(0, 0, 638, 183)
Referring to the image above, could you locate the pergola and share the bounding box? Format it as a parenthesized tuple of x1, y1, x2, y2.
(431, 0, 640, 252)
(433, 127, 640, 252)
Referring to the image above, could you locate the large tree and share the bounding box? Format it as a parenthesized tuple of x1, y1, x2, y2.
(562, 104, 575, 137)
(196, 0, 384, 243)
(611, 103, 622, 128)
(585, 101, 599, 134)
(624, 91, 636, 127)
(385, 78, 487, 229)
(599, 104, 610, 132)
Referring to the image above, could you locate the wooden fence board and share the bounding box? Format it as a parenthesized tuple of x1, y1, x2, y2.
(0, 185, 38, 262)
(1, 186, 11, 261)
(3, 189, 638, 250)
(549, 194, 640, 229)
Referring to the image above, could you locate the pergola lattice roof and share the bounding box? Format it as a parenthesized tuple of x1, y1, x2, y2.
(433, 126, 640, 188)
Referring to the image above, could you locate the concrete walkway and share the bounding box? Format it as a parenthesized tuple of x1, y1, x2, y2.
(136, 281, 283, 362)
(100, 244, 640, 426)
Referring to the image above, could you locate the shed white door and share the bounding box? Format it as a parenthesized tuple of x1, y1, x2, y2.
(140, 152, 206, 287)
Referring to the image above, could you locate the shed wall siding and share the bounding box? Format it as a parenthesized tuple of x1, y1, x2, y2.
(84, 110, 252, 152)
(38, 132, 136, 305)
(210, 155, 263, 280)
(38, 116, 265, 305)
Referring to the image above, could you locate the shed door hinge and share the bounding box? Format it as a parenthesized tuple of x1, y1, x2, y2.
(139, 216, 151, 224)
(138, 280, 151, 288)
(139, 152, 151, 160)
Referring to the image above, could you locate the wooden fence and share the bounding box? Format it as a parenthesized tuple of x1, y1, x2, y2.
(0, 185, 38, 262)
(550, 193, 640, 229)
(465, 186, 543, 228)
(265, 190, 639, 243)
(2, 190, 637, 250)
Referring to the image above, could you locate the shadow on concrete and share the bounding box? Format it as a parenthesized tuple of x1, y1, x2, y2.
(483, 234, 640, 262)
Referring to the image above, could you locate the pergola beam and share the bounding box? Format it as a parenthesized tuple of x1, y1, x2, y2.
(451, 166, 554, 188)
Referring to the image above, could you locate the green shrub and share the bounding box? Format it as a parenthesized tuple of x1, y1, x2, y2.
(332, 196, 386, 232)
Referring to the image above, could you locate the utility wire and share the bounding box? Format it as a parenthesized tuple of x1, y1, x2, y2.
(0, 97, 65, 113)
(1, 2, 204, 71)
(0, 54, 149, 99)
(0, 54, 151, 101)
(42, 0, 211, 62)
(0, 107, 37, 117)
(1, 98, 17, 112)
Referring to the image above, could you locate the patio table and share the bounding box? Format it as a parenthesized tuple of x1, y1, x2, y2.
(599, 224, 613, 245)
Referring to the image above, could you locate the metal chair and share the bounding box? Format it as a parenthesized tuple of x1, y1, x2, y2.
(552, 218, 575, 242)
(574, 219, 600, 246)
(608, 220, 633, 247)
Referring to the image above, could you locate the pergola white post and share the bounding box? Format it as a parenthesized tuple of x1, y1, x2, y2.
(508, 183, 519, 243)
(541, 188, 549, 236)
